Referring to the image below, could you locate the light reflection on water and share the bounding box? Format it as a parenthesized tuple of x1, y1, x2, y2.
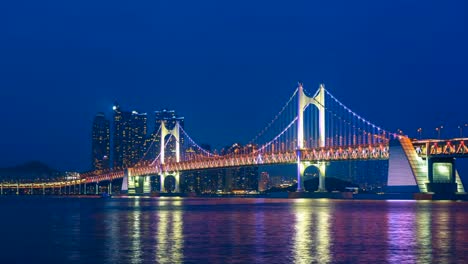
(294, 200, 313, 264)
(106, 202, 121, 263)
(387, 202, 418, 263)
(416, 203, 432, 264)
(131, 199, 141, 264)
(434, 204, 451, 263)
(1, 197, 468, 263)
(293, 199, 331, 264)
(156, 199, 183, 264)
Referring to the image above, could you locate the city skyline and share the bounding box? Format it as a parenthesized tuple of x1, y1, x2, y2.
(1, 0, 467, 171)
(2, 2, 468, 264)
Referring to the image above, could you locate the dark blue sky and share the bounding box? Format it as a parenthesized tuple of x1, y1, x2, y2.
(0, 0, 467, 171)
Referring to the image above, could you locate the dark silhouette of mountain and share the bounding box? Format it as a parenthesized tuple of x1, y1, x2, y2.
(0, 161, 62, 181)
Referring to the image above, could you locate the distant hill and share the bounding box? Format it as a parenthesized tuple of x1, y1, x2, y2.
(0, 161, 62, 181)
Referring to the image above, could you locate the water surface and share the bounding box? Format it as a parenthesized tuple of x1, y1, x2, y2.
(1, 197, 468, 263)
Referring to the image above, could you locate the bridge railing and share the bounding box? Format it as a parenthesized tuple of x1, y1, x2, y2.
(413, 138, 468, 157)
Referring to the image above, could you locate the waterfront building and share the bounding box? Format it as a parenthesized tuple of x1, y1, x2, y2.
(181, 170, 224, 194)
(113, 104, 129, 168)
(223, 167, 259, 192)
(143, 131, 160, 163)
(218, 143, 259, 192)
(258, 171, 270, 191)
(129, 111, 147, 165)
(112, 104, 147, 168)
(91, 112, 110, 170)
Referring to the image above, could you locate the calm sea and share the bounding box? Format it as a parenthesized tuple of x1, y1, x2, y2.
(1, 197, 468, 263)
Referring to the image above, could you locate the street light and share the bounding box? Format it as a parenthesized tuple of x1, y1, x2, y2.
(417, 128, 422, 139)
(435, 125, 443, 139)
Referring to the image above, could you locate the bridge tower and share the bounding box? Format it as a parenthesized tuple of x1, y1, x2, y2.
(297, 83, 327, 192)
(159, 120, 181, 193)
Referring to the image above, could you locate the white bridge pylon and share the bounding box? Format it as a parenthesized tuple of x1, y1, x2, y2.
(160, 121, 181, 164)
(159, 120, 181, 193)
(297, 83, 326, 192)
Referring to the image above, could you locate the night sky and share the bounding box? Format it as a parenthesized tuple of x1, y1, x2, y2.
(0, 0, 467, 171)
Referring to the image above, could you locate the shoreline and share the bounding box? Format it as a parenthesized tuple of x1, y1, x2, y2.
(2, 192, 468, 201)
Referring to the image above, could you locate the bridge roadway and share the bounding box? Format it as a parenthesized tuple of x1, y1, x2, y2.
(2, 137, 468, 191)
(92, 143, 390, 182)
(1, 143, 390, 190)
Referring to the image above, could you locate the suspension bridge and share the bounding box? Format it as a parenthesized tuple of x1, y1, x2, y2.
(1, 83, 467, 196)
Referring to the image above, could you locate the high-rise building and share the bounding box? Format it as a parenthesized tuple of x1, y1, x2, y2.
(220, 143, 259, 192)
(143, 131, 160, 163)
(129, 111, 147, 165)
(113, 104, 129, 168)
(155, 109, 184, 130)
(258, 172, 270, 191)
(112, 104, 148, 168)
(91, 112, 110, 170)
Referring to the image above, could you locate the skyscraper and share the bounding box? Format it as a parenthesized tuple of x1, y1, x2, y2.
(113, 104, 129, 168)
(258, 171, 270, 191)
(91, 112, 110, 170)
(129, 111, 147, 165)
(155, 109, 184, 130)
(220, 143, 259, 192)
(113, 104, 148, 168)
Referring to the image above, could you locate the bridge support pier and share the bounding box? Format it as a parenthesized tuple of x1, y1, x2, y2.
(16, 183, 19, 195)
(127, 175, 148, 195)
(96, 182, 99, 195)
(143, 176, 150, 194)
(108, 181, 112, 195)
(296, 157, 305, 192)
(426, 157, 457, 193)
(317, 162, 327, 192)
(159, 173, 180, 193)
(1, 183, 3, 195)
(43, 184, 45, 195)
(84, 183, 87, 195)
(127, 175, 135, 195)
(160, 174, 165, 192)
(174, 172, 180, 193)
(298, 162, 327, 192)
